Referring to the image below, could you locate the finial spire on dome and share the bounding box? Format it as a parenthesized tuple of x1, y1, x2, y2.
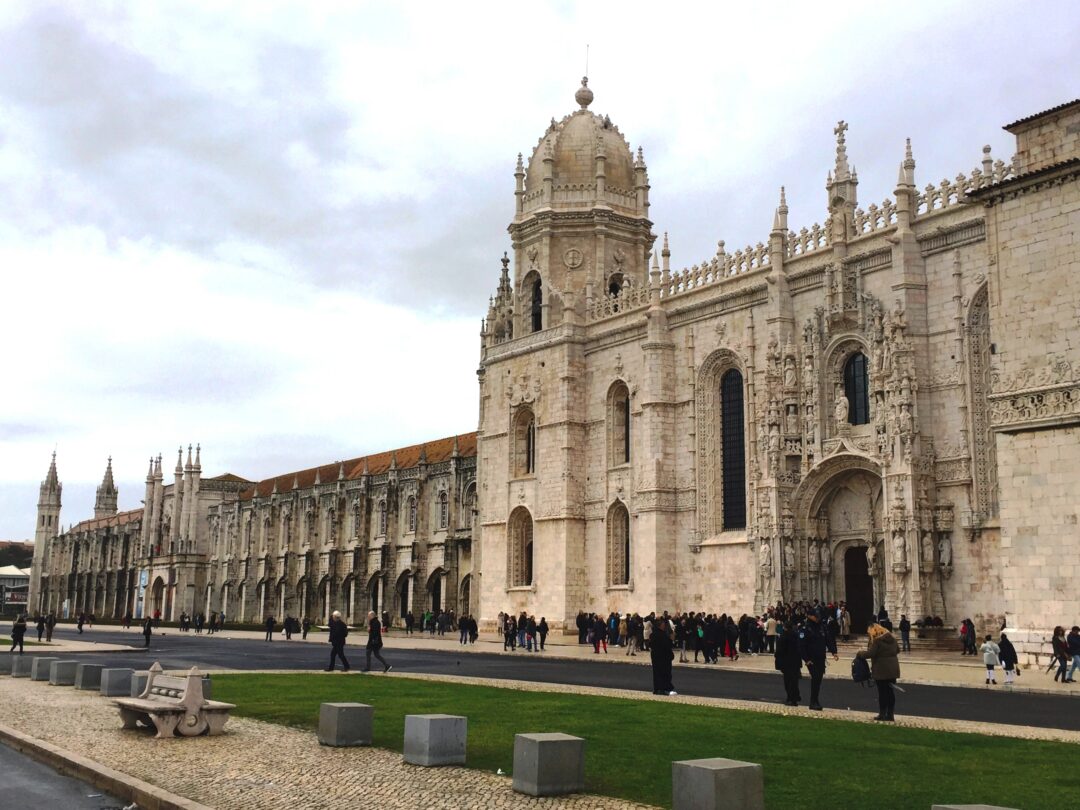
(575, 76, 593, 110)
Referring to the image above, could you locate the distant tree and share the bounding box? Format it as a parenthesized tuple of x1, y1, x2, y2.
(0, 543, 33, 569)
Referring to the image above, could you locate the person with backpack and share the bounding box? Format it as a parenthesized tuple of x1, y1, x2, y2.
(856, 619, 900, 721)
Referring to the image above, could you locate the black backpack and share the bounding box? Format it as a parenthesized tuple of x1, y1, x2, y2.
(851, 655, 872, 685)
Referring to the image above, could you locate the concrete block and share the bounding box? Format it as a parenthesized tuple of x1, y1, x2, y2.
(130, 671, 149, 697)
(404, 714, 467, 766)
(932, 806, 1020, 809)
(30, 657, 58, 681)
(317, 703, 373, 747)
(672, 757, 765, 810)
(75, 664, 103, 691)
(99, 668, 133, 697)
(0, 656, 12, 675)
(11, 656, 32, 677)
(512, 732, 585, 797)
(48, 660, 78, 686)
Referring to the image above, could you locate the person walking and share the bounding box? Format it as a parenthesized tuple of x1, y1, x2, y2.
(45, 613, 55, 642)
(324, 610, 350, 672)
(264, 615, 275, 642)
(141, 615, 153, 648)
(1051, 626, 1069, 683)
(999, 632, 1019, 685)
(34, 615, 45, 642)
(9, 614, 27, 654)
(649, 619, 677, 696)
(856, 619, 901, 721)
(980, 634, 1001, 684)
(775, 620, 803, 706)
(363, 610, 392, 673)
(283, 615, 294, 641)
(898, 614, 911, 653)
(538, 617, 548, 651)
(1066, 626, 1080, 683)
(302, 616, 312, 640)
(798, 611, 838, 711)
(77, 613, 85, 634)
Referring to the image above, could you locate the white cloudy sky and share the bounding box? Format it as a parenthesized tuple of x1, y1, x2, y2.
(0, 0, 1076, 538)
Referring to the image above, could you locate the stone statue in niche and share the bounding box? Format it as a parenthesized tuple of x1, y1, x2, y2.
(786, 405, 798, 435)
(921, 531, 934, 565)
(834, 387, 849, 426)
(783, 540, 795, 571)
(891, 528, 907, 566)
(899, 403, 913, 435)
(865, 542, 878, 573)
(819, 542, 831, 574)
(938, 534, 953, 567)
(802, 356, 814, 392)
(759, 541, 773, 598)
(784, 357, 797, 389)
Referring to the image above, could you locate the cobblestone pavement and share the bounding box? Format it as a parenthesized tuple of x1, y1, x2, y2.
(0, 676, 654, 810)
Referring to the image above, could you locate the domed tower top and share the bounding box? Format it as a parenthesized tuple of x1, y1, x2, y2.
(517, 77, 648, 219)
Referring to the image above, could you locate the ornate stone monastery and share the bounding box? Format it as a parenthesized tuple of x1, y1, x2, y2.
(29, 84, 1080, 659)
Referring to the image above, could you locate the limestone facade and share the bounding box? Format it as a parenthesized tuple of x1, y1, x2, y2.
(30, 436, 477, 625)
(475, 83, 1080, 658)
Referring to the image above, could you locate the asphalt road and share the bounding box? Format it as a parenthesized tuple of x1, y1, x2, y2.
(45, 626, 1080, 732)
(0, 742, 125, 810)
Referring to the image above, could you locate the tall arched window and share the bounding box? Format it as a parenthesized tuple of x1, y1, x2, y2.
(462, 484, 476, 529)
(844, 352, 870, 425)
(438, 491, 449, 529)
(606, 501, 631, 586)
(407, 496, 417, 533)
(721, 369, 746, 530)
(507, 507, 533, 587)
(513, 408, 536, 476)
(378, 500, 387, 536)
(530, 277, 543, 332)
(968, 286, 997, 516)
(609, 382, 631, 466)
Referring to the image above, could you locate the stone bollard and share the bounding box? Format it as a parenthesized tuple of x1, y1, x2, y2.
(30, 657, 59, 681)
(932, 805, 1020, 809)
(317, 703, 373, 747)
(0, 656, 12, 675)
(75, 664, 103, 691)
(12, 657, 33, 677)
(403, 714, 467, 766)
(130, 671, 150, 697)
(99, 668, 134, 697)
(48, 660, 78, 686)
(512, 733, 585, 797)
(672, 758, 765, 810)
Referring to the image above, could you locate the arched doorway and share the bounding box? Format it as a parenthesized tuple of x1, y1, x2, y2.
(396, 572, 411, 620)
(428, 570, 443, 614)
(844, 547, 875, 633)
(459, 574, 471, 617)
(150, 577, 165, 618)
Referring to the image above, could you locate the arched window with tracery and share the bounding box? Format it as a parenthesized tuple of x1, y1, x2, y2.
(378, 500, 387, 536)
(438, 491, 449, 529)
(513, 408, 536, 476)
(407, 496, 417, 533)
(606, 500, 631, 586)
(521, 272, 543, 333)
(507, 507, 533, 587)
(721, 368, 747, 530)
(844, 352, 870, 425)
(968, 285, 997, 517)
(462, 483, 476, 529)
(609, 381, 631, 466)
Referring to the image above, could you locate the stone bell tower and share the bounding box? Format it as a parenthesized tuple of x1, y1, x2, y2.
(508, 77, 655, 334)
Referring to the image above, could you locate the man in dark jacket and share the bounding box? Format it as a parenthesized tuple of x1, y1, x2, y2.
(798, 612, 838, 710)
(325, 610, 350, 672)
(363, 610, 392, 673)
(649, 619, 676, 695)
(142, 615, 153, 648)
(1067, 626, 1080, 683)
(264, 615, 275, 642)
(775, 621, 803, 706)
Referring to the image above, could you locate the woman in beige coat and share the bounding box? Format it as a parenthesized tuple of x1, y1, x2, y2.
(856, 621, 901, 721)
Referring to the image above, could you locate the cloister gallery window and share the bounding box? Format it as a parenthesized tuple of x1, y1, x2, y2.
(513, 408, 536, 476)
(844, 352, 870, 425)
(606, 500, 631, 586)
(530, 276, 543, 333)
(720, 368, 747, 530)
(609, 382, 631, 466)
(507, 507, 533, 587)
(378, 500, 387, 536)
(438, 491, 449, 529)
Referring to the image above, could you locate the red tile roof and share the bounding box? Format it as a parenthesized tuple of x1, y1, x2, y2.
(69, 508, 144, 535)
(241, 432, 478, 500)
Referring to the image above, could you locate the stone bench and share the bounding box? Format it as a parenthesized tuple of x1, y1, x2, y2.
(113, 662, 235, 738)
(48, 660, 78, 686)
(30, 657, 58, 681)
(672, 757, 764, 810)
(75, 664, 103, 691)
(317, 703, 373, 747)
(404, 714, 466, 766)
(11, 657, 33, 677)
(100, 668, 133, 696)
(512, 733, 585, 797)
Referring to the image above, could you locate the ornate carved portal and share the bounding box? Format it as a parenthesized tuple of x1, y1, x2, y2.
(967, 285, 997, 519)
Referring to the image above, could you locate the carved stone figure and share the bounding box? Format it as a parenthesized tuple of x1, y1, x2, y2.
(899, 403, 913, 435)
(891, 529, 907, 567)
(921, 531, 934, 565)
(783, 540, 795, 571)
(802, 356, 814, 392)
(759, 541, 772, 574)
(938, 534, 953, 567)
(819, 542, 831, 574)
(865, 542, 877, 573)
(784, 357, 797, 389)
(834, 388, 849, 426)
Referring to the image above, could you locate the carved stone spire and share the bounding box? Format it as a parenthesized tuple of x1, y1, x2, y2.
(94, 456, 119, 518)
(574, 75, 593, 110)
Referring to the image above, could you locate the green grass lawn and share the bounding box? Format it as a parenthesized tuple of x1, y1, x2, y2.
(214, 673, 1076, 809)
